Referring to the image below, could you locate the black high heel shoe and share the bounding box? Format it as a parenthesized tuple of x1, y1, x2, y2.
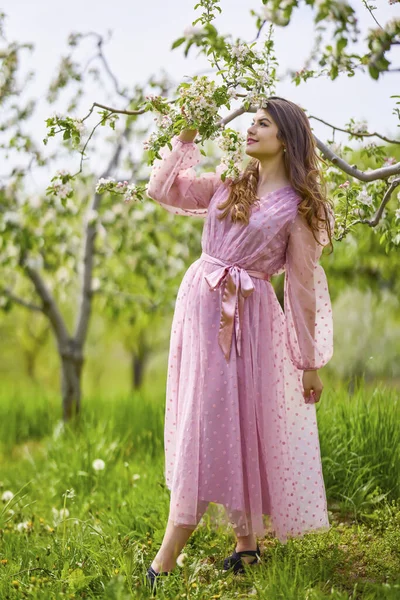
(223, 542, 261, 574)
(146, 565, 171, 594)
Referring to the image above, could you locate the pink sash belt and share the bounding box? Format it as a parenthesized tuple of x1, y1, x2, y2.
(200, 251, 271, 362)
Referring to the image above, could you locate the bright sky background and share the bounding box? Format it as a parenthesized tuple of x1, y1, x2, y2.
(2, 0, 400, 189)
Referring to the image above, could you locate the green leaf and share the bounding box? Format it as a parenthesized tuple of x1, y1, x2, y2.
(337, 37, 347, 53)
(63, 129, 71, 140)
(369, 64, 379, 80)
(171, 37, 186, 50)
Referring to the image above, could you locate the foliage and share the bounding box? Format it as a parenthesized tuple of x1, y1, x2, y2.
(0, 380, 399, 597)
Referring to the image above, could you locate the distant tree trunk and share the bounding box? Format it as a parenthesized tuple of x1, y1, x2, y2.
(131, 342, 151, 390)
(61, 343, 84, 420)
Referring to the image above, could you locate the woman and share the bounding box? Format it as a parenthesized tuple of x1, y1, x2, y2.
(145, 96, 335, 592)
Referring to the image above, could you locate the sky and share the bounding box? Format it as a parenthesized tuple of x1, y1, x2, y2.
(2, 0, 400, 188)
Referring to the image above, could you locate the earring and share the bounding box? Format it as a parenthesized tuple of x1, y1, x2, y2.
(283, 146, 286, 152)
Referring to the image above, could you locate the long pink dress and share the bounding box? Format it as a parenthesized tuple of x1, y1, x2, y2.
(147, 136, 335, 543)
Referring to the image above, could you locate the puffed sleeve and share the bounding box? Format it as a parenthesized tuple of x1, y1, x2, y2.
(146, 135, 226, 218)
(284, 207, 335, 371)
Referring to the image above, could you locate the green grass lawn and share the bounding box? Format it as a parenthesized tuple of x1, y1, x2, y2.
(0, 378, 399, 599)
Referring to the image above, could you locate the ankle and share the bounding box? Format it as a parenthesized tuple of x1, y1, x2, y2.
(235, 535, 257, 552)
(151, 555, 176, 573)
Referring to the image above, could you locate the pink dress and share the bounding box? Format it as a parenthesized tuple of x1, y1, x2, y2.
(147, 136, 335, 543)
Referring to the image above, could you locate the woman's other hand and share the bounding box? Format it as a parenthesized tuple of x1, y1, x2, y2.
(302, 370, 323, 404)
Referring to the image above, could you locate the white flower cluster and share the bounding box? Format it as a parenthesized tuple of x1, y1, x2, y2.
(96, 177, 139, 204)
(51, 170, 73, 200)
(178, 76, 219, 127)
(183, 25, 205, 39)
(395, 208, 400, 221)
(2, 211, 21, 227)
(227, 88, 240, 100)
(156, 114, 174, 129)
(72, 118, 85, 134)
(351, 120, 368, 135)
(261, 4, 290, 26)
(216, 130, 246, 180)
(243, 88, 269, 109)
(357, 189, 374, 207)
(227, 42, 253, 65)
(143, 131, 161, 151)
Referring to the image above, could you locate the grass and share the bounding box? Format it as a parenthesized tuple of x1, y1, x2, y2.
(0, 377, 399, 598)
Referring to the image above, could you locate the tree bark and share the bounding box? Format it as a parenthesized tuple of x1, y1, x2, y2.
(61, 341, 84, 421)
(131, 345, 150, 390)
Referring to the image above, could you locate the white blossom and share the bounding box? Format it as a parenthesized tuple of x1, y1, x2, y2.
(183, 25, 205, 39)
(1, 490, 14, 503)
(3, 211, 20, 226)
(357, 189, 374, 207)
(92, 458, 105, 471)
(351, 120, 368, 135)
(16, 521, 31, 532)
(92, 277, 101, 291)
(25, 255, 44, 270)
(395, 208, 400, 221)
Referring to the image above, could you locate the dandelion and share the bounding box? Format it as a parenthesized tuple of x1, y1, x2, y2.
(16, 520, 32, 532)
(176, 553, 187, 567)
(63, 488, 76, 499)
(1, 490, 14, 503)
(132, 473, 140, 481)
(92, 459, 106, 471)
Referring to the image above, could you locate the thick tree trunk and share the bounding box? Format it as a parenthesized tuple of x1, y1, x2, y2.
(131, 346, 150, 390)
(61, 343, 84, 421)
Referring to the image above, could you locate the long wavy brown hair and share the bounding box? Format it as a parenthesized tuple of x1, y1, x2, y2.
(217, 96, 334, 253)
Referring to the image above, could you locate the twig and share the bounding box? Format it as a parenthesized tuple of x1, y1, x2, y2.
(308, 114, 400, 145)
(345, 177, 400, 231)
(2, 288, 44, 312)
(361, 0, 384, 30)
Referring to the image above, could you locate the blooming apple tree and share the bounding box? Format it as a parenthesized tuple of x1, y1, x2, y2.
(1, 0, 400, 420)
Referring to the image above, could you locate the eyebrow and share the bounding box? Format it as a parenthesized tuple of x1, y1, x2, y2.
(250, 117, 271, 124)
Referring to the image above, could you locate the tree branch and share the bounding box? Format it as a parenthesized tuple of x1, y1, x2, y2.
(2, 287, 44, 312)
(308, 114, 400, 145)
(74, 126, 129, 346)
(22, 263, 70, 345)
(229, 105, 400, 182)
(339, 177, 400, 239)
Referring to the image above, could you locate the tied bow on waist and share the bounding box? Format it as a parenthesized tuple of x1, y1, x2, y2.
(200, 251, 271, 362)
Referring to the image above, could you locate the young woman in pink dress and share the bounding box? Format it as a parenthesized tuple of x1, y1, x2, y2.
(145, 96, 335, 592)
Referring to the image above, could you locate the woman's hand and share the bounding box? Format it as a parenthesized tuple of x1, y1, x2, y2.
(178, 128, 198, 143)
(302, 370, 323, 404)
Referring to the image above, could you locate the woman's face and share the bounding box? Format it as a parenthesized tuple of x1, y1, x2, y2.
(245, 108, 284, 159)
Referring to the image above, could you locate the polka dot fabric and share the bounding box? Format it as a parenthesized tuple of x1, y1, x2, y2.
(146, 136, 334, 543)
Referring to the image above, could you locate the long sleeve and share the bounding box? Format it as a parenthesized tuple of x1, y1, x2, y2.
(146, 135, 226, 218)
(284, 208, 335, 371)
